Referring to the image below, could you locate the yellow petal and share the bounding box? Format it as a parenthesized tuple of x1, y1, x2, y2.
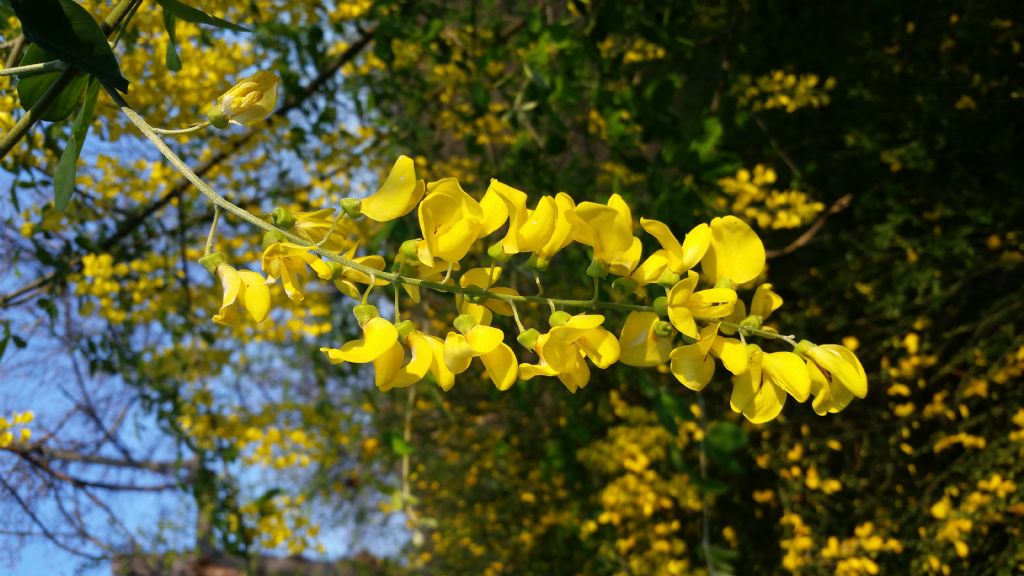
(443, 332, 475, 374)
(640, 218, 683, 265)
(632, 250, 669, 286)
(679, 223, 711, 271)
(373, 342, 405, 391)
(764, 351, 811, 402)
(558, 355, 591, 393)
(212, 264, 242, 326)
(483, 287, 518, 317)
(618, 311, 673, 367)
(537, 193, 576, 260)
(320, 317, 398, 364)
(515, 195, 557, 254)
(667, 307, 696, 340)
(750, 283, 783, 319)
(361, 156, 425, 222)
(689, 288, 738, 319)
(481, 343, 518, 391)
(238, 270, 270, 323)
(730, 345, 763, 414)
(459, 302, 493, 326)
(423, 334, 456, 391)
(670, 344, 715, 391)
(702, 216, 766, 284)
(278, 261, 304, 303)
(743, 380, 787, 424)
(466, 324, 504, 355)
(577, 327, 620, 368)
(478, 181, 510, 237)
(609, 236, 643, 277)
(460, 266, 502, 289)
(806, 344, 867, 399)
(710, 335, 748, 375)
(392, 332, 434, 388)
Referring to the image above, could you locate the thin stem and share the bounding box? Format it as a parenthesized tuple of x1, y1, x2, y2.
(313, 209, 345, 248)
(696, 392, 717, 576)
(590, 276, 601, 306)
(533, 272, 544, 296)
(509, 301, 526, 333)
(393, 283, 401, 318)
(361, 274, 376, 304)
(151, 122, 209, 136)
(0, 60, 67, 77)
(203, 206, 221, 257)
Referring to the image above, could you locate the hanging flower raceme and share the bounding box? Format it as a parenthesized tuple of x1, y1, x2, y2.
(373, 321, 454, 392)
(261, 240, 333, 303)
(797, 341, 868, 415)
(519, 312, 620, 393)
(730, 344, 810, 423)
(637, 218, 711, 282)
(340, 155, 426, 223)
(666, 271, 738, 338)
(443, 314, 518, 391)
(207, 71, 279, 128)
(321, 305, 399, 388)
(485, 179, 558, 260)
(200, 254, 271, 326)
(572, 194, 642, 277)
(700, 215, 766, 285)
(416, 178, 486, 266)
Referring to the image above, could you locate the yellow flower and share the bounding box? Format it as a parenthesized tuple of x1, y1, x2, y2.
(208, 71, 279, 128)
(731, 344, 810, 423)
(486, 179, 558, 257)
(669, 323, 747, 391)
(394, 254, 459, 303)
(212, 263, 271, 326)
(331, 246, 388, 299)
(750, 283, 783, 319)
(802, 343, 868, 415)
(701, 216, 766, 285)
(457, 266, 518, 323)
(640, 218, 711, 275)
(531, 193, 577, 269)
(666, 271, 738, 338)
(374, 327, 440, 392)
(290, 208, 356, 252)
(261, 242, 333, 303)
(617, 311, 673, 367)
(321, 305, 402, 389)
(416, 178, 485, 266)
(572, 194, 642, 276)
(519, 313, 620, 393)
(358, 155, 426, 222)
(443, 314, 517, 390)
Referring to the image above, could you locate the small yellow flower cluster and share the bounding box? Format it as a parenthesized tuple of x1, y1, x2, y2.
(821, 522, 904, 576)
(238, 492, 323, 555)
(597, 36, 668, 64)
(76, 252, 171, 324)
(0, 411, 33, 447)
(780, 513, 814, 571)
(717, 164, 825, 229)
(202, 155, 866, 424)
(732, 71, 836, 113)
(926, 473, 1018, 565)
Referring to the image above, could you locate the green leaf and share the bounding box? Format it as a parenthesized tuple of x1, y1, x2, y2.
(15, 45, 87, 122)
(706, 421, 747, 453)
(154, 0, 249, 32)
(389, 433, 415, 456)
(11, 0, 130, 92)
(689, 116, 723, 163)
(162, 9, 182, 72)
(54, 78, 99, 211)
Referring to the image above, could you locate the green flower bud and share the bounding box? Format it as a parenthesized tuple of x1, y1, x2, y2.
(340, 198, 363, 219)
(394, 320, 416, 340)
(198, 252, 226, 274)
(740, 315, 764, 334)
(653, 321, 675, 338)
(516, 328, 541, 351)
(271, 207, 295, 229)
(611, 277, 638, 298)
(549, 310, 572, 327)
(399, 239, 421, 260)
(453, 313, 478, 334)
(205, 103, 229, 129)
(353, 304, 380, 327)
(262, 230, 285, 249)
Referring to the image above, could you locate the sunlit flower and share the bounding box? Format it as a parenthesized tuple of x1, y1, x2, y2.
(212, 263, 271, 326)
(701, 215, 766, 285)
(208, 71, 279, 128)
(731, 344, 810, 423)
(457, 266, 518, 323)
(288, 208, 357, 252)
(417, 178, 485, 266)
(572, 194, 642, 276)
(321, 305, 401, 389)
(801, 342, 868, 415)
(640, 218, 711, 275)
(531, 193, 577, 269)
(487, 179, 557, 257)
(331, 246, 388, 299)
(443, 314, 517, 390)
(519, 312, 620, 393)
(374, 326, 440, 391)
(618, 311, 673, 367)
(666, 271, 737, 338)
(358, 155, 426, 222)
(669, 323, 747, 390)
(262, 242, 333, 303)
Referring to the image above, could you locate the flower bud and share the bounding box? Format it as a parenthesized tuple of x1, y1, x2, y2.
(262, 230, 285, 249)
(549, 311, 572, 327)
(207, 71, 279, 128)
(611, 277, 638, 299)
(740, 315, 763, 334)
(453, 313, 478, 334)
(652, 296, 669, 318)
(271, 207, 295, 229)
(399, 239, 421, 260)
(340, 198, 363, 219)
(653, 320, 675, 338)
(516, 328, 541, 351)
(527, 255, 550, 271)
(794, 339, 816, 357)
(394, 319, 416, 339)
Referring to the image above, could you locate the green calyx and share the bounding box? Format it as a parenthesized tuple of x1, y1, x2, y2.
(740, 315, 764, 335)
(327, 261, 347, 280)
(395, 320, 416, 340)
(487, 241, 511, 262)
(549, 310, 572, 327)
(585, 259, 610, 279)
(794, 339, 816, 357)
(352, 304, 380, 327)
(656, 270, 681, 288)
(199, 252, 226, 274)
(611, 277, 637, 298)
(262, 230, 285, 249)
(652, 296, 669, 318)
(453, 314, 477, 334)
(714, 277, 737, 290)
(527, 255, 549, 271)
(340, 198, 362, 219)
(516, 328, 541, 351)
(206, 103, 229, 129)
(271, 207, 295, 229)
(653, 321, 675, 338)
(399, 239, 421, 260)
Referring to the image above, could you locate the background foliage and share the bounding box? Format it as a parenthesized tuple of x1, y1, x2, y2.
(1, 1, 1022, 574)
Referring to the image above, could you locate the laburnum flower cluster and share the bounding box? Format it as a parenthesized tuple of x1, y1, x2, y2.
(201, 156, 866, 423)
